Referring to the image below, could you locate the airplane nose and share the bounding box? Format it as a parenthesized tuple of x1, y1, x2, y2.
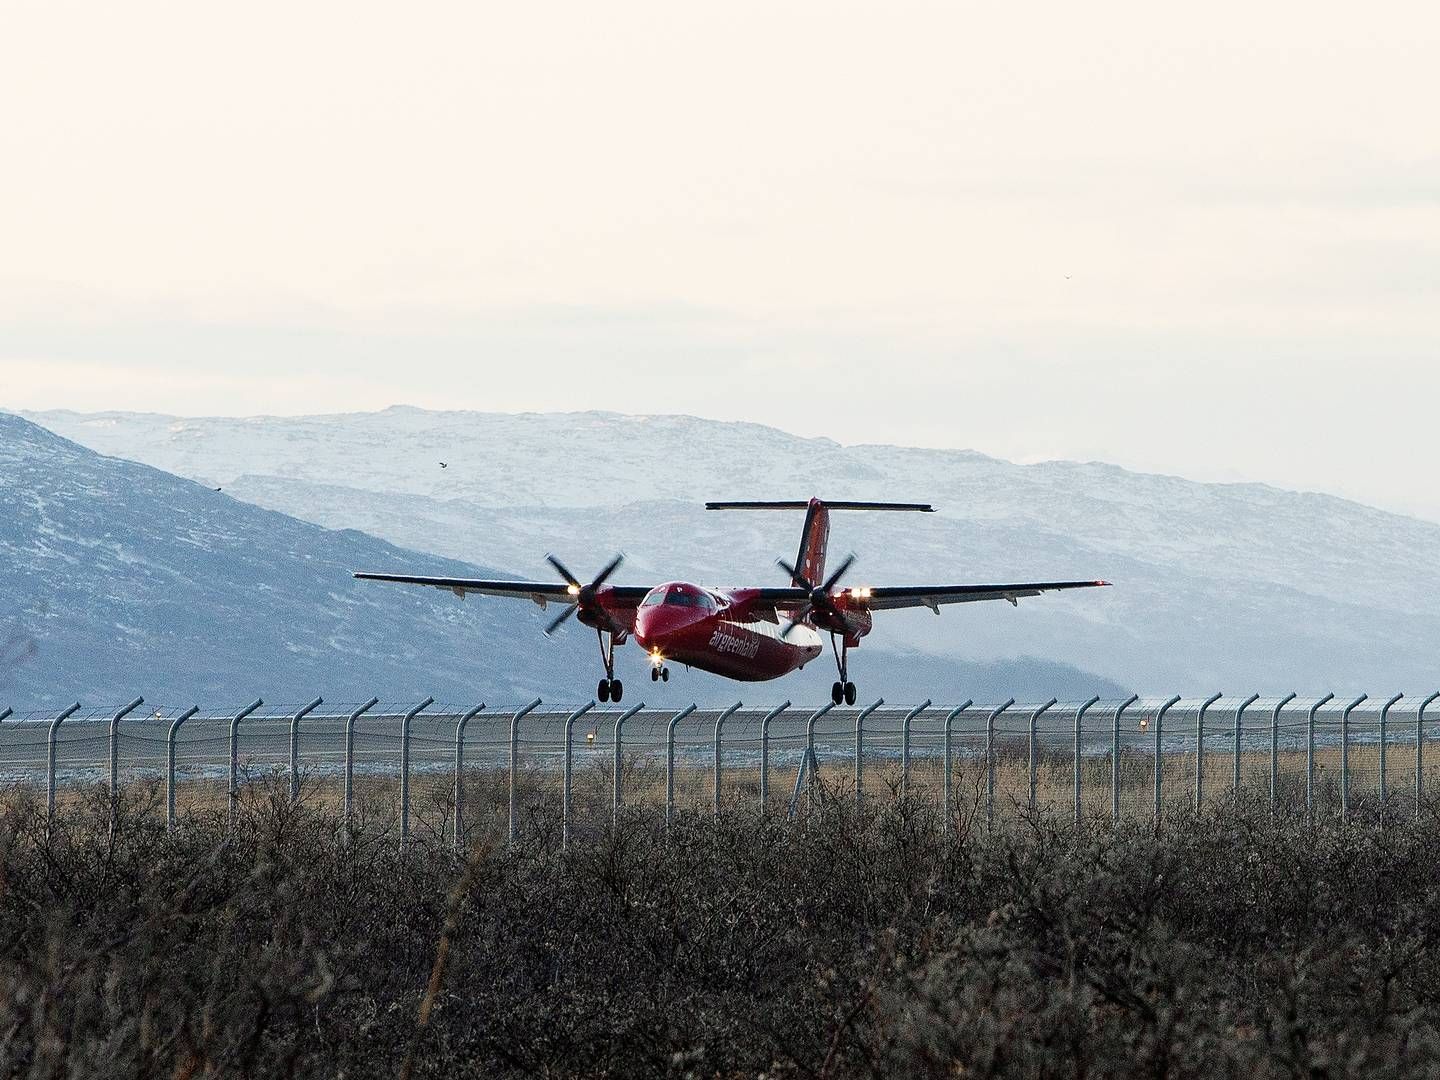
(634, 604, 703, 650)
(634, 607, 665, 649)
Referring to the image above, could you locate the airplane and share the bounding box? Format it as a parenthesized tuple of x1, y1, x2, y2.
(354, 498, 1110, 705)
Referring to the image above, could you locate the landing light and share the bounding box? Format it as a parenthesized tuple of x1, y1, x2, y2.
(649, 649, 665, 667)
(852, 587, 873, 599)
(566, 584, 581, 596)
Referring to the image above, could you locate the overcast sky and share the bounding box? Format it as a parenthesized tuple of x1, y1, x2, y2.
(4, 1, 1439, 520)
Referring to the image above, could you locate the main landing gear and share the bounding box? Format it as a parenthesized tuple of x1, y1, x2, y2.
(597, 628, 623, 703)
(829, 634, 858, 706)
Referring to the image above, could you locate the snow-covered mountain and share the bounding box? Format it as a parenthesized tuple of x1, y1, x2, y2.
(0, 412, 597, 707)
(1, 413, 1120, 707)
(23, 406, 1440, 694)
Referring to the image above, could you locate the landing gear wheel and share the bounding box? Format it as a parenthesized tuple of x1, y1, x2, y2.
(611, 679, 623, 703)
(651, 667, 659, 682)
(832, 681, 844, 706)
(599, 678, 611, 703)
(661, 667, 669, 682)
(844, 681, 857, 706)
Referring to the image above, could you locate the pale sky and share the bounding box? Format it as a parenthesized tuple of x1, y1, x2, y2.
(4, 0, 1439, 520)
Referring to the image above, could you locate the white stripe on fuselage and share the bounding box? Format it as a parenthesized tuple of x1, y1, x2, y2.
(712, 618, 821, 650)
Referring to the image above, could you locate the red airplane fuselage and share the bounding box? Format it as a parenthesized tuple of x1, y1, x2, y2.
(630, 581, 872, 681)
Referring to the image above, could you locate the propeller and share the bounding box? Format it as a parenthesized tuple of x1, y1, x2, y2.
(776, 552, 856, 639)
(543, 552, 625, 636)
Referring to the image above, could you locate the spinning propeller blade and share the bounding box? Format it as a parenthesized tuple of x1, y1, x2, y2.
(776, 557, 813, 591)
(779, 608, 811, 640)
(822, 553, 856, 593)
(545, 604, 579, 636)
(545, 554, 581, 588)
(591, 553, 624, 589)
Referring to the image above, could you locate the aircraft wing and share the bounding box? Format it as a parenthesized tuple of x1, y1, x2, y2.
(352, 572, 650, 607)
(862, 580, 1110, 612)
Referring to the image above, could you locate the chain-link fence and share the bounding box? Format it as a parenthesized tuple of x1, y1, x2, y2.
(2, 692, 1436, 846)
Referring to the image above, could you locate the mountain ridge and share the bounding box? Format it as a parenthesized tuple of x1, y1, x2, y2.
(26, 404, 1422, 519)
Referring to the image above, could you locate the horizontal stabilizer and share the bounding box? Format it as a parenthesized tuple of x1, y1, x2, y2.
(706, 500, 935, 512)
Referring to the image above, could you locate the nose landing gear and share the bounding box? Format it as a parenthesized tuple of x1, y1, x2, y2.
(649, 664, 670, 683)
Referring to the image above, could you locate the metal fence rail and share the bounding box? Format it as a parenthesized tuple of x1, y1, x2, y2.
(2, 692, 1436, 848)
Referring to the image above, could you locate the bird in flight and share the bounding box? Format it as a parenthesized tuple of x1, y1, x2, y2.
(439, 462, 448, 469)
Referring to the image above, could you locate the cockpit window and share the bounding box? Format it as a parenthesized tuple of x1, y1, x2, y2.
(644, 586, 717, 610)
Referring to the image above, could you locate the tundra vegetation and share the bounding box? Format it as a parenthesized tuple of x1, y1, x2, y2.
(2, 776, 1440, 1078)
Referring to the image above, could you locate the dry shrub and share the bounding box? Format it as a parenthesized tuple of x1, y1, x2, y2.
(2, 782, 1440, 1077)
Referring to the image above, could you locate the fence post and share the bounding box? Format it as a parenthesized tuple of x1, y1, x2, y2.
(665, 704, 698, 829)
(399, 697, 435, 853)
(165, 706, 199, 829)
(712, 702, 744, 820)
(0, 707, 10, 722)
(901, 700, 932, 802)
(1378, 693, 1403, 822)
(985, 699, 1014, 827)
(1073, 696, 1100, 826)
(941, 699, 974, 837)
(507, 698, 543, 847)
(1306, 693, 1335, 821)
(801, 702, 836, 817)
(452, 703, 486, 853)
(107, 697, 145, 840)
(1270, 692, 1296, 811)
(45, 702, 81, 832)
(758, 701, 790, 816)
(1233, 693, 1259, 794)
(610, 701, 645, 827)
(1111, 694, 1139, 823)
(1194, 692, 1222, 812)
(1339, 694, 1367, 822)
(287, 697, 323, 804)
(1028, 698, 1056, 812)
(1152, 695, 1182, 829)
(561, 701, 595, 852)
(342, 697, 379, 845)
(227, 699, 264, 829)
(853, 700, 885, 811)
(1419, 692, 1439, 820)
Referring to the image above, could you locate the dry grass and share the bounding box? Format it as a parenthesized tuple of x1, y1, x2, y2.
(29, 739, 1423, 848)
(6, 778, 1440, 1076)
